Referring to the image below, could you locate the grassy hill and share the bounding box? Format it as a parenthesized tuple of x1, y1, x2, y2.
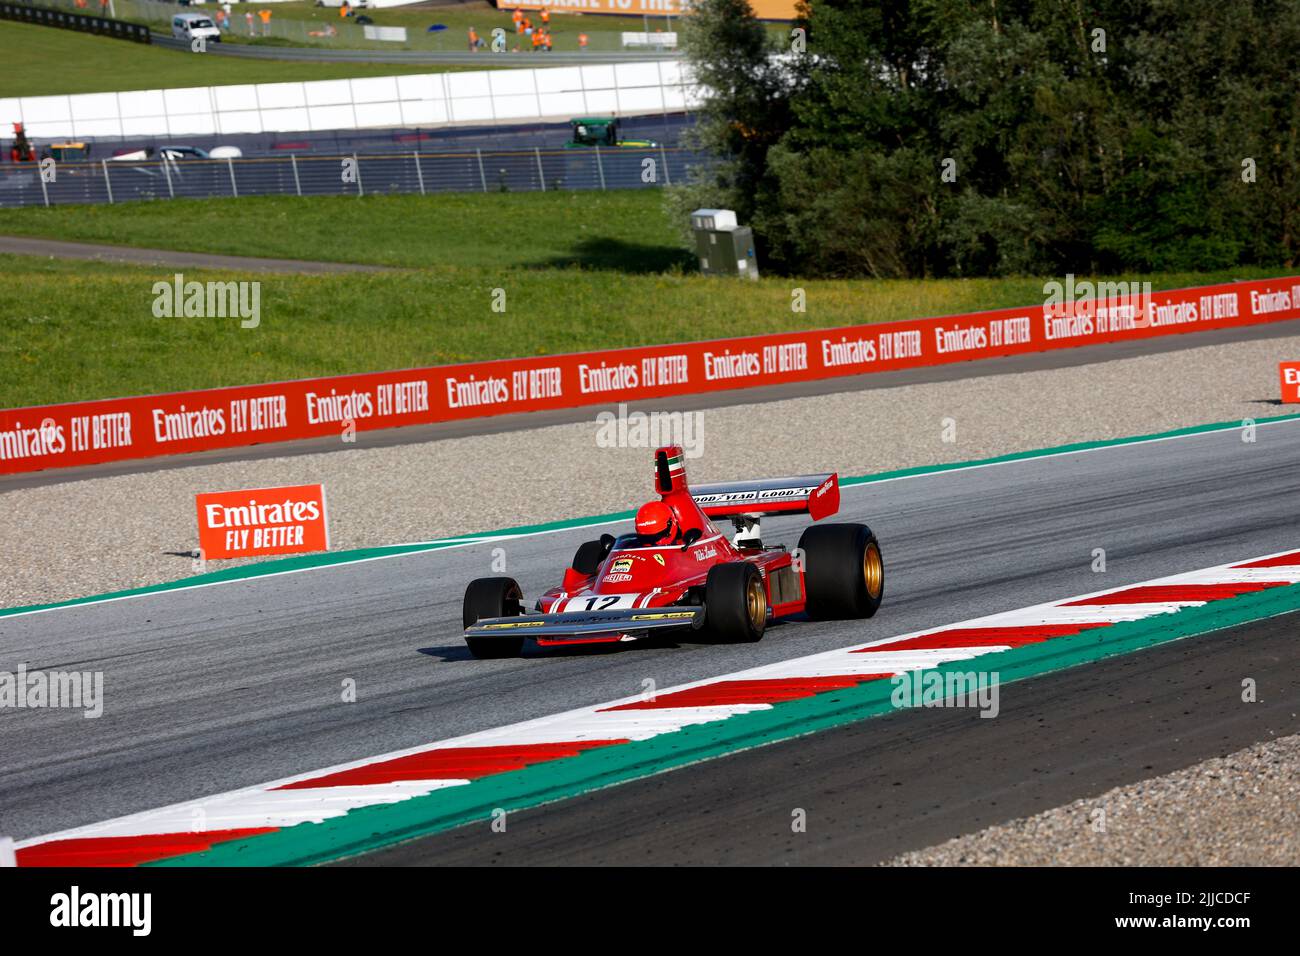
(0, 20, 471, 97)
(0, 190, 1290, 408)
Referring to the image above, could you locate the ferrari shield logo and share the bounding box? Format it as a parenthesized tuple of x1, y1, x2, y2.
(654, 554, 665, 566)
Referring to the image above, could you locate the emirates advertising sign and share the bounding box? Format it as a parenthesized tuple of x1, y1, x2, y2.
(196, 484, 330, 561)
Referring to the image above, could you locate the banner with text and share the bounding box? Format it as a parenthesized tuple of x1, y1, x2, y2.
(196, 484, 330, 560)
(3, 275, 1298, 476)
(1281, 362, 1300, 404)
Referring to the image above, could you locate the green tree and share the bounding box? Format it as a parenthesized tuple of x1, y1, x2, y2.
(674, 0, 1299, 277)
(665, 0, 789, 252)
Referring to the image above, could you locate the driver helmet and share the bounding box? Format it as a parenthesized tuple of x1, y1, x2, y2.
(635, 500, 678, 544)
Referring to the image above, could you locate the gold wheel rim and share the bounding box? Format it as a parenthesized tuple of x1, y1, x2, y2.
(746, 576, 767, 629)
(863, 541, 883, 599)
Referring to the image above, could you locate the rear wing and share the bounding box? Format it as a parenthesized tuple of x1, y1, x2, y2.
(691, 474, 840, 521)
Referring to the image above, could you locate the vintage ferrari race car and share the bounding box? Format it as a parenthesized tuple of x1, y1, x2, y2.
(462, 445, 884, 658)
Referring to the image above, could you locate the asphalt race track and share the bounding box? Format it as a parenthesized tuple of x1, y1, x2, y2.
(3, 418, 1300, 857)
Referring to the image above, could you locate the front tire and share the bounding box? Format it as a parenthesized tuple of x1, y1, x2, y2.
(798, 523, 884, 620)
(463, 577, 525, 659)
(702, 561, 767, 643)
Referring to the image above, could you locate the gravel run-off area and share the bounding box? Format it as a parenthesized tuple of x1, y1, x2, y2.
(1, 332, 1296, 610)
(885, 733, 1300, 866)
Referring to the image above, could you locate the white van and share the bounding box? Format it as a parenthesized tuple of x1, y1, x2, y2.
(172, 12, 221, 43)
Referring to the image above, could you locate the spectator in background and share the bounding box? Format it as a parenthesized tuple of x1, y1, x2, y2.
(530, 28, 541, 51)
(214, 7, 228, 31)
(245, 10, 255, 35)
(258, 8, 272, 36)
(468, 26, 482, 51)
(340, 1, 351, 18)
(511, 7, 523, 31)
(540, 7, 550, 26)
(542, 29, 552, 52)
(578, 32, 588, 51)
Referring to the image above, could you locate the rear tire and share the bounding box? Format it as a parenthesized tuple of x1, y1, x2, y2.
(798, 524, 884, 620)
(463, 577, 525, 659)
(702, 561, 767, 643)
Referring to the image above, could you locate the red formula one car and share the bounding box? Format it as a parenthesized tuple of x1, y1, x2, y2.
(462, 445, 884, 658)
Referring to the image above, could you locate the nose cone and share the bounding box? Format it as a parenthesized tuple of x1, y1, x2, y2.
(593, 549, 670, 591)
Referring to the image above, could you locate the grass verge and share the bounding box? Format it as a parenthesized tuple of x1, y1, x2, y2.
(0, 191, 1292, 408)
(0, 20, 474, 97)
(211, 0, 697, 53)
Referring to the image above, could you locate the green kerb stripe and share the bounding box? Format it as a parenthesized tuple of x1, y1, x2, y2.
(6, 411, 1299, 620)
(152, 580, 1300, 867)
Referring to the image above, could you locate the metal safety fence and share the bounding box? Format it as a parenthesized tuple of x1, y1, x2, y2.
(1, 145, 712, 207)
(0, 0, 150, 41)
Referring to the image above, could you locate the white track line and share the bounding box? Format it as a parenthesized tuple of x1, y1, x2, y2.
(18, 545, 1299, 859)
(6, 415, 1297, 623)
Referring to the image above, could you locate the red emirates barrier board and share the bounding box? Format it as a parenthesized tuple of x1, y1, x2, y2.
(196, 483, 330, 560)
(3, 275, 1298, 476)
(1282, 362, 1300, 404)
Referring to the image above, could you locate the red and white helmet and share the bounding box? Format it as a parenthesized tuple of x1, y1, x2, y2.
(635, 500, 678, 544)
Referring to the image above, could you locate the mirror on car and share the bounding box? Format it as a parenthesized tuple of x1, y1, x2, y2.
(681, 527, 703, 550)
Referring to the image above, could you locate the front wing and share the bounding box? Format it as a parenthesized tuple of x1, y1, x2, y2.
(465, 606, 703, 642)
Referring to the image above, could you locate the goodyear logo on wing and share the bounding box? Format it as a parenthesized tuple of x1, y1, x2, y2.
(759, 487, 813, 500)
(694, 491, 757, 505)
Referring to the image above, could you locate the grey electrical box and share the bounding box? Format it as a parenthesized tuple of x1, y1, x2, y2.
(690, 208, 759, 280)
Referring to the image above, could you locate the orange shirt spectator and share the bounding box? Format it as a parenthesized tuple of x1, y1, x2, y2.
(578, 32, 588, 49)
(540, 8, 550, 24)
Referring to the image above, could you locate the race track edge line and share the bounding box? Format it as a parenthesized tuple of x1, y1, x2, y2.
(4, 411, 1297, 621)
